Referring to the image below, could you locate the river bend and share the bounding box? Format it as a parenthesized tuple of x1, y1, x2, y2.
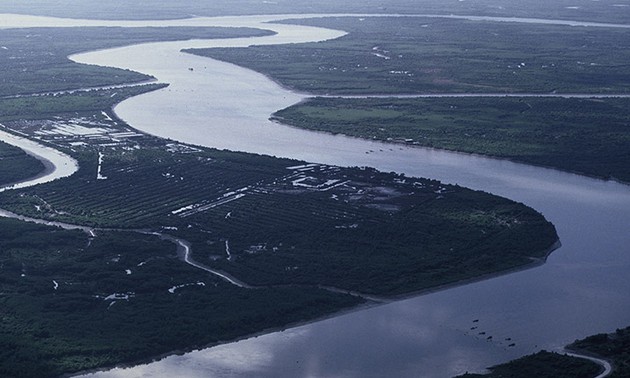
(1, 13, 629, 378)
(0, 128, 77, 192)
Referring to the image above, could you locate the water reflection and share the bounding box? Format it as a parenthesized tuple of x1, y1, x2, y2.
(72, 14, 630, 376)
(1, 13, 629, 378)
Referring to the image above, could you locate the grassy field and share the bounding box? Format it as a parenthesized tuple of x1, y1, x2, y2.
(0, 84, 166, 121)
(273, 97, 630, 182)
(189, 16, 630, 95)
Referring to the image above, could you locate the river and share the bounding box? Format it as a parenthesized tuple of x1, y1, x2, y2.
(1, 13, 629, 378)
(0, 129, 77, 192)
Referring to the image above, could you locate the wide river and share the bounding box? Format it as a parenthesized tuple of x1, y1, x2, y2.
(2, 13, 630, 378)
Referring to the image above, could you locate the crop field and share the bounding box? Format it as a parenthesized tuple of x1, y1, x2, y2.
(188, 164, 557, 295)
(0, 146, 288, 227)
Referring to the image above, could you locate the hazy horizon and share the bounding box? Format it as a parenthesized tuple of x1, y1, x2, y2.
(0, 0, 628, 23)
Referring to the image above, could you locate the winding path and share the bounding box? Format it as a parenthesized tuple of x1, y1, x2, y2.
(144, 231, 253, 289)
(565, 351, 613, 378)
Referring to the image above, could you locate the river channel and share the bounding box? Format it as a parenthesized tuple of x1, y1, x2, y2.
(0, 129, 77, 192)
(2, 13, 630, 378)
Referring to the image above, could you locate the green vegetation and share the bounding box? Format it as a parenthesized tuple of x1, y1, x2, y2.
(0, 84, 166, 121)
(0, 92, 558, 296)
(0, 139, 288, 228)
(0, 87, 558, 375)
(0, 22, 268, 186)
(569, 326, 630, 378)
(0, 84, 166, 186)
(0, 26, 272, 96)
(273, 97, 630, 182)
(189, 17, 630, 95)
(0, 141, 45, 186)
(188, 16, 630, 182)
(0, 14, 564, 377)
(0, 218, 361, 378)
(201, 171, 557, 295)
(455, 350, 602, 378)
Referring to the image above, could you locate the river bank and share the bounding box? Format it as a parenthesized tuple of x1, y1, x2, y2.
(271, 96, 630, 183)
(0, 87, 561, 378)
(71, 14, 630, 378)
(0, 89, 561, 378)
(2, 12, 630, 378)
(0, 128, 77, 192)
